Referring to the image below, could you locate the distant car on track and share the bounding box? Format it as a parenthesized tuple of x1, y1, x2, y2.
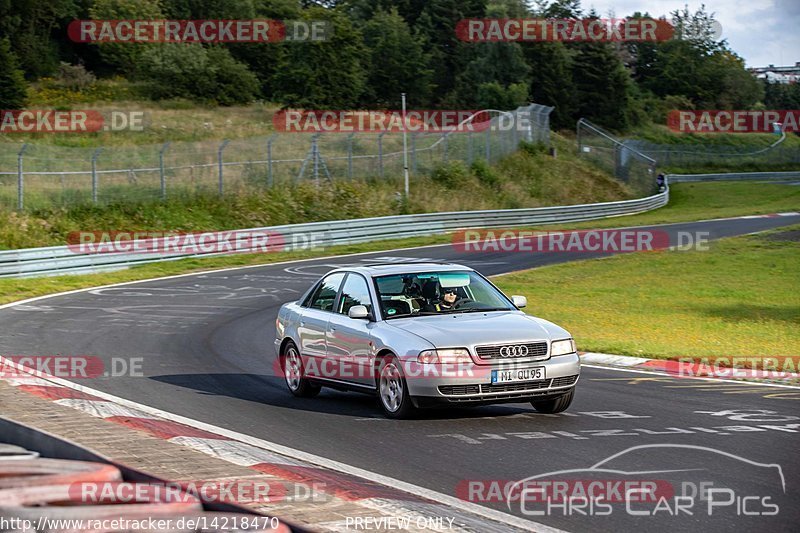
(275, 263, 580, 418)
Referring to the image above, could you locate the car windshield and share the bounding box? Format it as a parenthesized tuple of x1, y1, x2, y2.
(373, 270, 516, 319)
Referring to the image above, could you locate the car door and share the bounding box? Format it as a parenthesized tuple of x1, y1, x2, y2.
(297, 272, 345, 376)
(325, 273, 376, 388)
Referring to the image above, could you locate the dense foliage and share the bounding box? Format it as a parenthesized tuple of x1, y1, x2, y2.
(0, 0, 790, 132)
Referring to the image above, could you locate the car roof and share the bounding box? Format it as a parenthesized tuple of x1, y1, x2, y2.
(332, 262, 474, 277)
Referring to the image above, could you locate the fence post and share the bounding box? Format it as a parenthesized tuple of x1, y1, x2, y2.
(411, 133, 418, 175)
(378, 132, 386, 178)
(485, 126, 491, 163)
(159, 142, 170, 200)
(311, 133, 320, 188)
(16, 144, 28, 210)
(266, 135, 275, 187)
(442, 133, 449, 163)
(218, 139, 230, 196)
(511, 110, 519, 148)
(91, 148, 103, 204)
(467, 130, 473, 165)
(347, 133, 354, 179)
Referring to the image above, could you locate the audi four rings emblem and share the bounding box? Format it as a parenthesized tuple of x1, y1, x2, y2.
(499, 345, 529, 357)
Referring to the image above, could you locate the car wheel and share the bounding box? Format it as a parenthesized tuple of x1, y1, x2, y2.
(282, 341, 321, 398)
(377, 356, 415, 419)
(531, 387, 575, 413)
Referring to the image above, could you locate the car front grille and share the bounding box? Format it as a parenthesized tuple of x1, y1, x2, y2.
(552, 375, 579, 387)
(475, 341, 548, 361)
(438, 385, 481, 396)
(480, 379, 552, 393)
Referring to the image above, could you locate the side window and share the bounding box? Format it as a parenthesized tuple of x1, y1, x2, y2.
(337, 274, 373, 315)
(308, 273, 345, 311)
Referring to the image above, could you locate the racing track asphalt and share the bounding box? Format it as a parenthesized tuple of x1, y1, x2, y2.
(1, 214, 799, 532)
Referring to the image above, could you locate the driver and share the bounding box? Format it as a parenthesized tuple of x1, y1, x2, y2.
(426, 287, 459, 312)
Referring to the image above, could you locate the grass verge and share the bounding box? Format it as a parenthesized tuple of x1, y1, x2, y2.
(1, 182, 798, 313)
(493, 225, 800, 359)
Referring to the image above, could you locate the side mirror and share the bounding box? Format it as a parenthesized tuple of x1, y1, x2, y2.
(511, 295, 527, 308)
(348, 305, 370, 319)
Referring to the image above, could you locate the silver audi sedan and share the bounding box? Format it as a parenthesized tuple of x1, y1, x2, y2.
(274, 263, 580, 418)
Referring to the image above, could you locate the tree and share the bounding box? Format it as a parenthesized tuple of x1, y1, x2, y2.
(0, 37, 28, 109)
(0, 0, 80, 78)
(89, 0, 164, 74)
(361, 8, 433, 107)
(271, 7, 367, 108)
(523, 42, 575, 128)
(572, 41, 633, 130)
(415, 0, 487, 105)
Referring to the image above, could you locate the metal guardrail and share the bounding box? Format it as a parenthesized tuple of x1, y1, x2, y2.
(0, 190, 669, 278)
(666, 170, 800, 183)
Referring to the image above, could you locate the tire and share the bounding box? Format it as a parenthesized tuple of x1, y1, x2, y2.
(377, 356, 416, 419)
(282, 341, 321, 398)
(531, 387, 575, 414)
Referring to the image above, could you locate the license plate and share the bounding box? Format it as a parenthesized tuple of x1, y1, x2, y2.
(491, 367, 546, 384)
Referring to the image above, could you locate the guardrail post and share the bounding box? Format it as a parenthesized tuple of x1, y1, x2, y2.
(266, 135, 275, 187)
(17, 144, 28, 211)
(217, 139, 230, 196)
(159, 142, 169, 200)
(91, 148, 103, 204)
(347, 133, 354, 179)
(378, 132, 386, 179)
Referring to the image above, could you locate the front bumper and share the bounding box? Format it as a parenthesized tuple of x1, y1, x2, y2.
(404, 352, 581, 406)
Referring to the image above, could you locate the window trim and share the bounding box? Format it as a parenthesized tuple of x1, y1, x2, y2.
(335, 272, 375, 317)
(303, 271, 346, 313)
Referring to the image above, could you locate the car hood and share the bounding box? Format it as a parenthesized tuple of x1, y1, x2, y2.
(387, 311, 569, 348)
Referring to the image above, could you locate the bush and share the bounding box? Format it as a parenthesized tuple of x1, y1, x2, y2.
(56, 63, 96, 90)
(470, 159, 499, 189)
(137, 45, 259, 105)
(430, 161, 470, 188)
(518, 141, 548, 156)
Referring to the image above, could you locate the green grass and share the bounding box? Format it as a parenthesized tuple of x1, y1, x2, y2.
(493, 225, 800, 359)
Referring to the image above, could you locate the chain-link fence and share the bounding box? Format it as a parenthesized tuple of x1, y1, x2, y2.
(622, 138, 800, 169)
(0, 104, 553, 211)
(576, 118, 657, 197)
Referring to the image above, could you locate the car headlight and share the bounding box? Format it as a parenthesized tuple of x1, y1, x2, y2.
(550, 338, 576, 356)
(418, 348, 472, 364)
